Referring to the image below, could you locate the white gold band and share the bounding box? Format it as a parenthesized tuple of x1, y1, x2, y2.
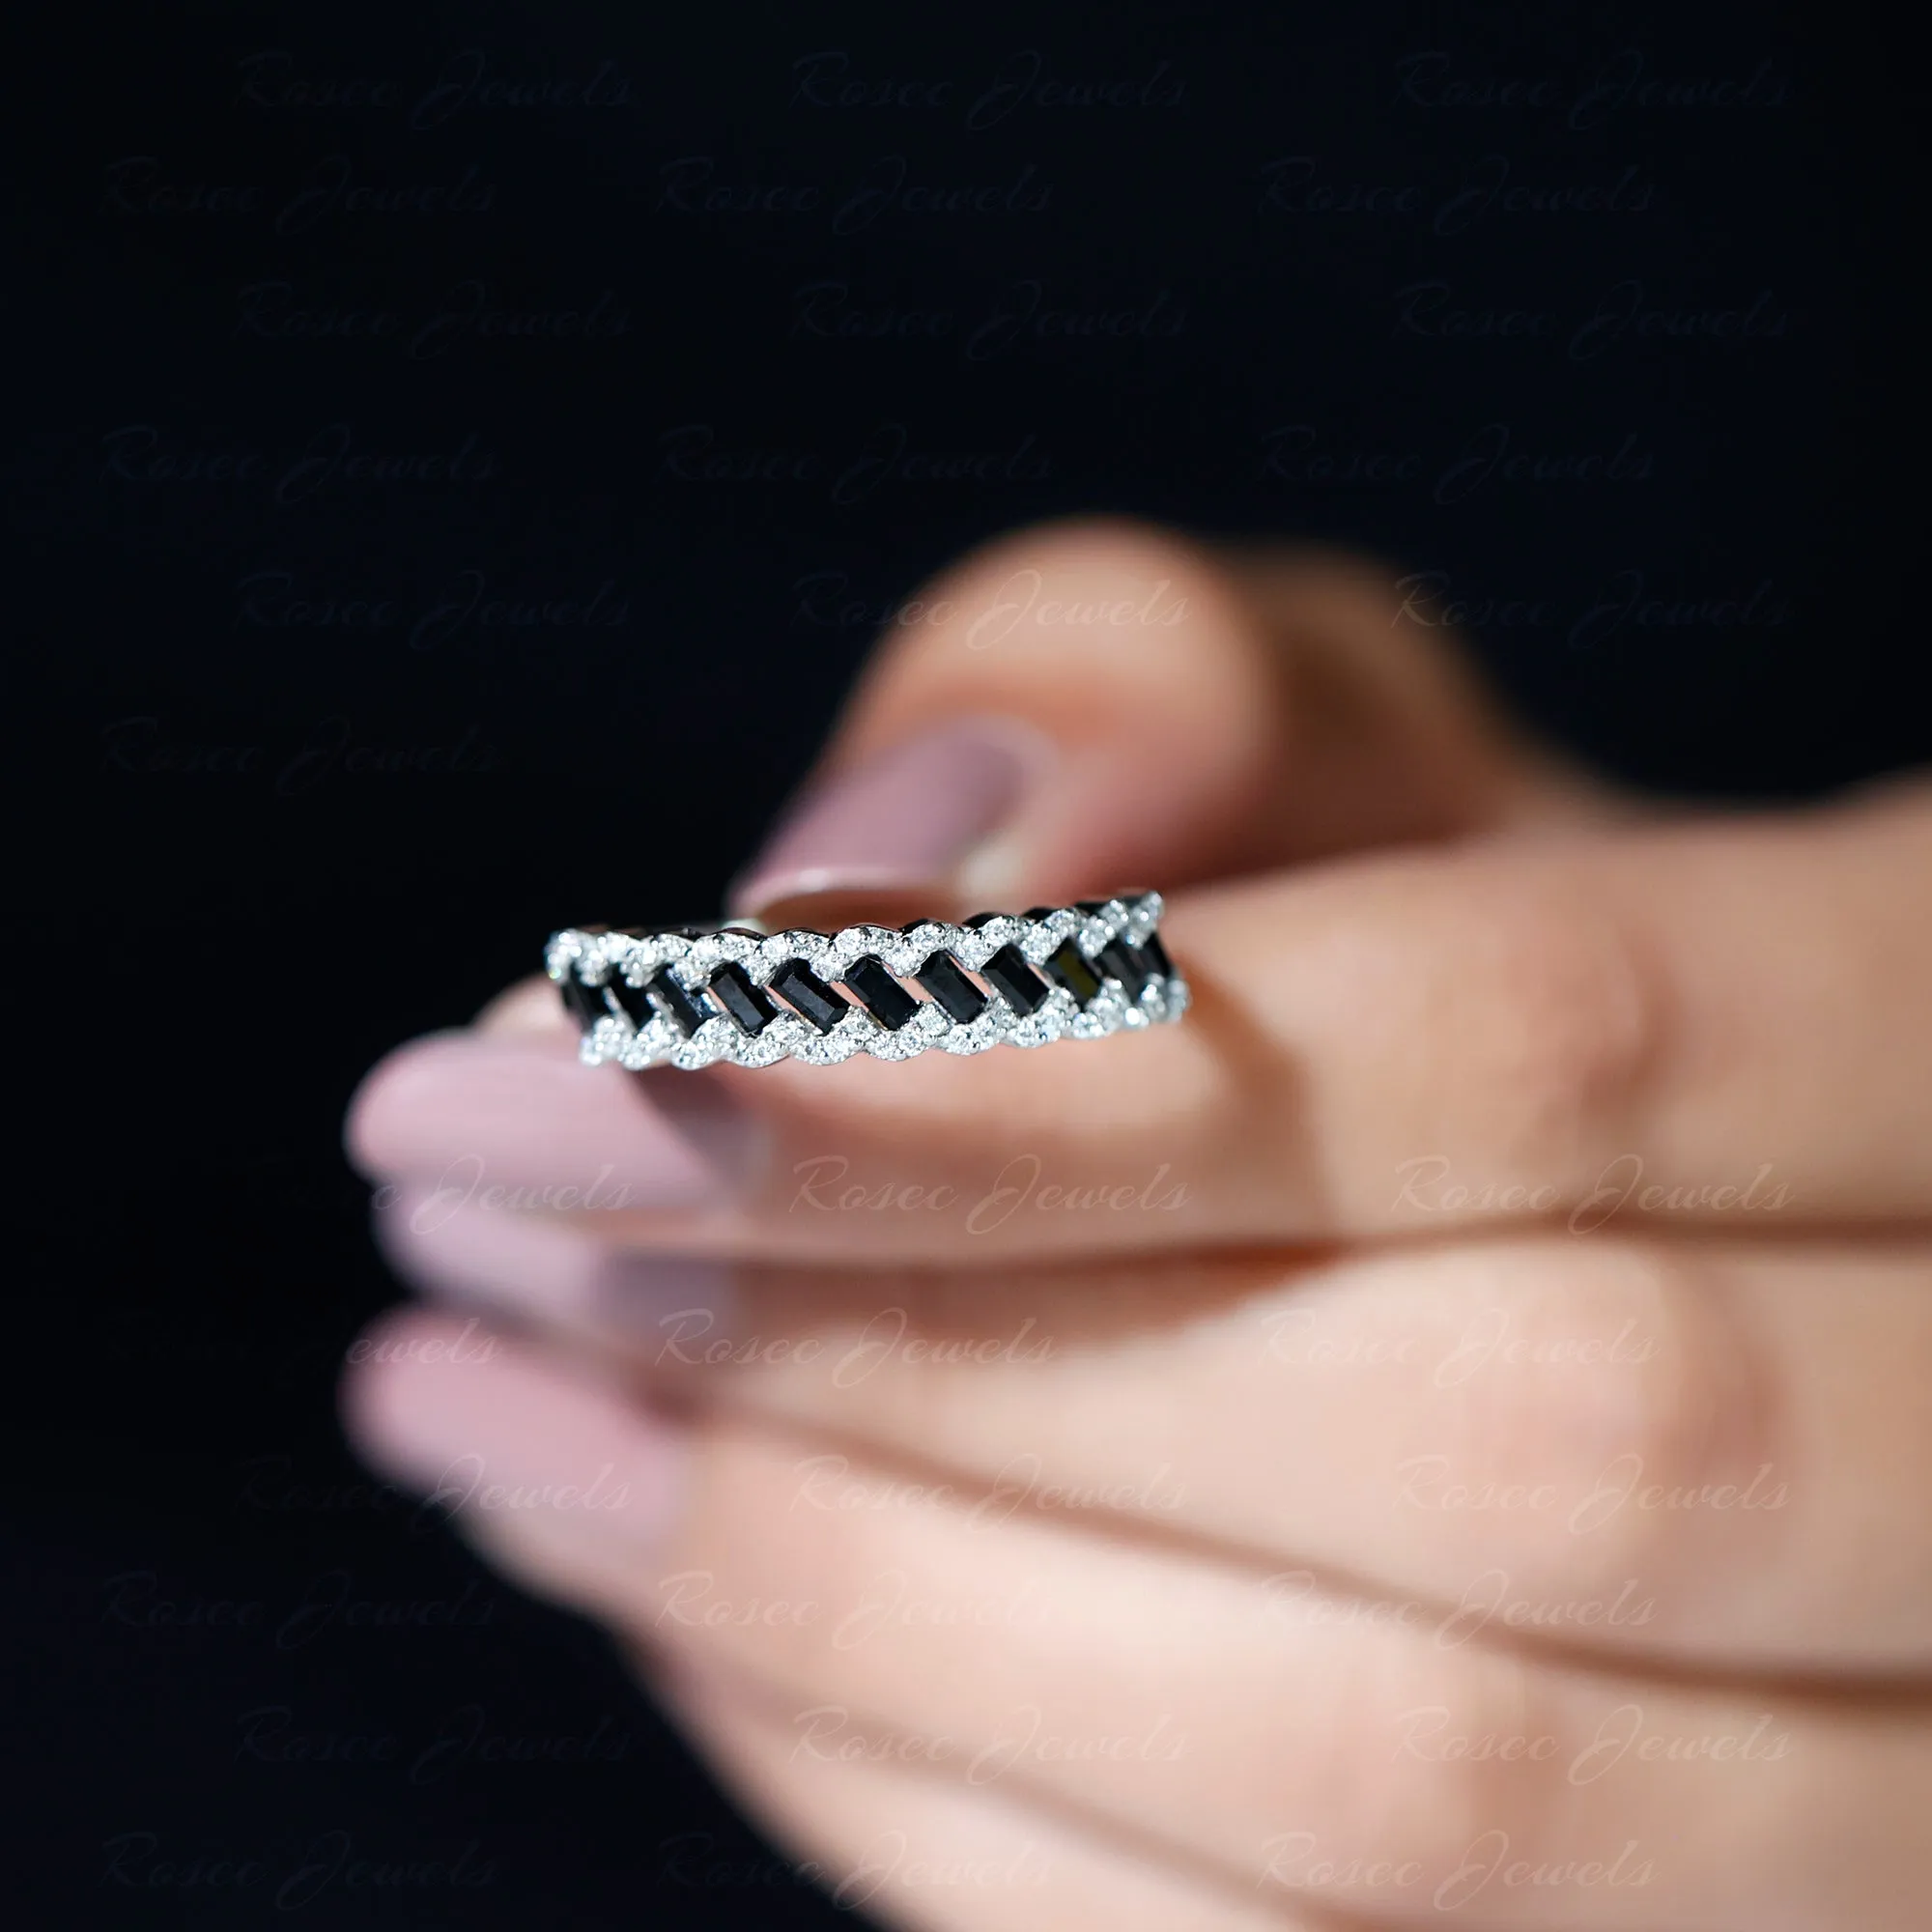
(547, 893, 1186, 1071)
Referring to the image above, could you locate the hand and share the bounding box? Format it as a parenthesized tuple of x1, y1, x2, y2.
(342, 519, 1932, 1930)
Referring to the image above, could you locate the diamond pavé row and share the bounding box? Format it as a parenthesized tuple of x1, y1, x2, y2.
(546, 893, 1185, 1071)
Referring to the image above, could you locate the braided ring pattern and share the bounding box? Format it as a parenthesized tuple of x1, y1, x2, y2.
(547, 893, 1185, 1071)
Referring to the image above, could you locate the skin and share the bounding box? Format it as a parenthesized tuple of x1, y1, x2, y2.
(342, 521, 1932, 1931)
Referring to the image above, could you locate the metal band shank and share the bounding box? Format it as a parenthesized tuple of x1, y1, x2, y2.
(546, 893, 1185, 1071)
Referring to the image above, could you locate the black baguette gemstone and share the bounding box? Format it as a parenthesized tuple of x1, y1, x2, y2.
(769, 959, 849, 1035)
(1042, 939, 1102, 1005)
(1136, 932, 1175, 980)
(843, 954, 920, 1032)
(980, 944, 1049, 1015)
(559, 974, 609, 1031)
(915, 951, 987, 1024)
(708, 961, 779, 1036)
(605, 975, 654, 1029)
(647, 969, 711, 1038)
(1095, 937, 1151, 996)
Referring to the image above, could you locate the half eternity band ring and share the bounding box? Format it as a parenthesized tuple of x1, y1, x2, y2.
(547, 893, 1187, 1071)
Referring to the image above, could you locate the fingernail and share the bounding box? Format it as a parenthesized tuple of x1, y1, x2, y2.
(347, 1033, 767, 1208)
(727, 716, 1047, 920)
(376, 1183, 733, 1351)
(343, 1311, 687, 1548)
(473, 976, 573, 1037)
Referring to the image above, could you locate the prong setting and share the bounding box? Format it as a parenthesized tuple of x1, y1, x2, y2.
(548, 893, 1185, 1069)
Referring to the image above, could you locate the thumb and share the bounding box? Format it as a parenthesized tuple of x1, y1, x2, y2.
(727, 518, 1608, 927)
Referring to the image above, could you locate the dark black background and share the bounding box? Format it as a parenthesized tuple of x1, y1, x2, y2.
(8, 1, 1921, 1924)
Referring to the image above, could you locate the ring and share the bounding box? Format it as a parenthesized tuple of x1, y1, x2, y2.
(547, 893, 1187, 1070)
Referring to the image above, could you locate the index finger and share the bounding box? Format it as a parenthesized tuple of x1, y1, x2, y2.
(350, 781, 1932, 1259)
